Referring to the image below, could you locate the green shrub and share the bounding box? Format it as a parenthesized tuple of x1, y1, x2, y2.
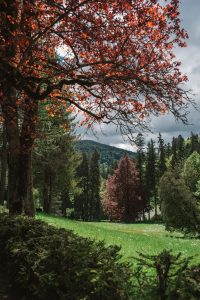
(0, 214, 132, 300)
(132, 250, 200, 300)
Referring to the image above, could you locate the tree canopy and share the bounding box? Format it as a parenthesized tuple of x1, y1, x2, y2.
(0, 0, 191, 215)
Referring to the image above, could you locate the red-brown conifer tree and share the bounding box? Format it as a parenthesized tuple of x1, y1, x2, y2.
(103, 155, 144, 222)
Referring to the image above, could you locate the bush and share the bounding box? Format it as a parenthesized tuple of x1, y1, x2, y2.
(159, 170, 200, 234)
(133, 250, 200, 300)
(0, 214, 132, 300)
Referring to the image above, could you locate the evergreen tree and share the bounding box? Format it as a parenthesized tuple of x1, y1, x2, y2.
(190, 132, 199, 154)
(176, 134, 185, 160)
(160, 169, 200, 234)
(103, 155, 144, 222)
(145, 139, 157, 218)
(171, 137, 177, 167)
(135, 132, 146, 219)
(165, 142, 171, 159)
(89, 150, 101, 220)
(135, 133, 145, 182)
(158, 133, 166, 178)
(33, 102, 77, 215)
(74, 152, 90, 220)
(183, 151, 200, 194)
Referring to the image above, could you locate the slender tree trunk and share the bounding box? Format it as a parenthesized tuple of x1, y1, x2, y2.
(1, 87, 21, 215)
(0, 125, 7, 205)
(18, 151, 35, 216)
(43, 168, 52, 214)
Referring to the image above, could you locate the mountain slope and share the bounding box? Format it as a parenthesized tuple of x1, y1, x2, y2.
(75, 140, 136, 165)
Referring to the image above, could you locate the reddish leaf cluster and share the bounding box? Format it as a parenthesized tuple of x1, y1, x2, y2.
(103, 155, 144, 222)
(0, 0, 190, 134)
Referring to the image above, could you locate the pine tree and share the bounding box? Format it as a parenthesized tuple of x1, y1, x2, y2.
(33, 102, 77, 215)
(165, 142, 171, 159)
(158, 133, 166, 178)
(171, 137, 177, 167)
(135, 132, 146, 220)
(145, 139, 157, 218)
(176, 134, 185, 160)
(190, 132, 199, 154)
(89, 150, 101, 220)
(103, 155, 144, 222)
(74, 152, 90, 221)
(135, 133, 145, 182)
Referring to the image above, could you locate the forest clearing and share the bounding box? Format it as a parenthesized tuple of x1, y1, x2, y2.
(38, 214, 200, 263)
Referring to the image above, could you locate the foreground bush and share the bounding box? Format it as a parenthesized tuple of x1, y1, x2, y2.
(133, 250, 200, 300)
(0, 214, 132, 300)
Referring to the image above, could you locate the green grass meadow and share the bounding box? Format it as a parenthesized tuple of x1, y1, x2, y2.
(37, 214, 200, 264)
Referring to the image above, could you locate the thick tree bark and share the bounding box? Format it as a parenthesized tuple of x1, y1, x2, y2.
(0, 125, 7, 205)
(18, 99, 38, 216)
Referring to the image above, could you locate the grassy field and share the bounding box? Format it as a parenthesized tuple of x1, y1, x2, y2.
(37, 214, 200, 264)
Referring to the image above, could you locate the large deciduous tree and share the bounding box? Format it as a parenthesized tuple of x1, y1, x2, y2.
(103, 155, 144, 222)
(0, 0, 190, 215)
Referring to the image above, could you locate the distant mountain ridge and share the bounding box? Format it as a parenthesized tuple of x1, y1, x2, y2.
(75, 140, 136, 165)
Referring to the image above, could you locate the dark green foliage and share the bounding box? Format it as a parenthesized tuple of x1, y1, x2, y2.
(133, 250, 200, 300)
(159, 170, 200, 234)
(90, 150, 101, 220)
(145, 140, 157, 216)
(0, 214, 133, 300)
(183, 151, 200, 194)
(33, 102, 78, 215)
(136, 133, 145, 183)
(190, 132, 200, 154)
(158, 133, 166, 178)
(76, 140, 136, 165)
(74, 152, 90, 220)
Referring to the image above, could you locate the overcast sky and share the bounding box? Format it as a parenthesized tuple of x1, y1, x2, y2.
(80, 0, 200, 151)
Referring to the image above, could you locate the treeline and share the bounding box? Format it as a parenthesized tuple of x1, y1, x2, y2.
(1, 104, 200, 227)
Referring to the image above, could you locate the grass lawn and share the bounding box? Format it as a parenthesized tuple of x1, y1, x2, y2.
(37, 213, 200, 264)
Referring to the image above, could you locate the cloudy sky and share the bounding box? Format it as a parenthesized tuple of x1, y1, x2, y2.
(80, 0, 200, 151)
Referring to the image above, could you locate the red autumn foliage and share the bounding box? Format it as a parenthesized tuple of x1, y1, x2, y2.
(1, 0, 190, 131)
(103, 155, 144, 222)
(0, 0, 191, 215)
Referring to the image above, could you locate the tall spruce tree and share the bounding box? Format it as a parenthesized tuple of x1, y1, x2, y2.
(135, 132, 146, 219)
(171, 137, 177, 167)
(176, 134, 185, 160)
(89, 150, 101, 220)
(158, 133, 166, 178)
(145, 139, 157, 218)
(33, 102, 77, 215)
(74, 152, 90, 221)
(135, 133, 145, 182)
(190, 132, 199, 154)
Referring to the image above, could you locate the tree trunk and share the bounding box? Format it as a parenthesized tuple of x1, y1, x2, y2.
(17, 98, 38, 216)
(18, 151, 35, 216)
(1, 86, 21, 215)
(43, 168, 52, 214)
(0, 125, 7, 205)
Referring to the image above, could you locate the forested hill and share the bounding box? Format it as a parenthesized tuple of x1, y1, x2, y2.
(75, 140, 136, 165)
